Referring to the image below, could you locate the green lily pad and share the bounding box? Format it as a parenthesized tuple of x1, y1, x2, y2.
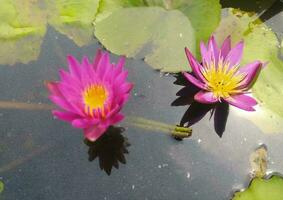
(232, 175, 283, 200)
(127, 0, 222, 43)
(214, 9, 283, 133)
(46, 0, 100, 46)
(94, 0, 220, 71)
(0, 180, 3, 193)
(0, 0, 46, 65)
(95, 7, 195, 72)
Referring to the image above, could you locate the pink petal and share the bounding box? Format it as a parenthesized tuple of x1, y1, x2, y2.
(183, 72, 206, 90)
(120, 83, 134, 94)
(49, 95, 74, 112)
(115, 71, 129, 86)
(52, 110, 79, 122)
(114, 56, 126, 76)
(96, 52, 109, 76)
(72, 118, 99, 129)
(224, 94, 257, 111)
(106, 105, 121, 118)
(92, 49, 102, 69)
(225, 41, 244, 67)
(185, 48, 206, 82)
(194, 91, 218, 104)
(109, 113, 124, 124)
(46, 81, 61, 96)
(67, 55, 81, 79)
(238, 61, 263, 89)
(84, 125, 107, 142)
(80, 56, 93, 86)
(220, 35, 231, 59)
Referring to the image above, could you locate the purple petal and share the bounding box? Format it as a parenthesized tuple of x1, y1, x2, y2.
(200, 41, 211, 66)
(225, 41, 244, 67)
(194, 91, 218, 104)
(183, 72, 206, 90)
(238, 61, 263, 89)
(220, 35, 231, 59)
(185, 48, 206, 82)
(224, 94, 257, 111)
(208, 35, 220, 63)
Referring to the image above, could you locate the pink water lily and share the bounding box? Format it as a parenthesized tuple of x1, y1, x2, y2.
(183, 35, 266, 111)
(47, 50, 133, 141)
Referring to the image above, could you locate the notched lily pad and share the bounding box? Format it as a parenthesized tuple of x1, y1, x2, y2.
(95, 7, 195, 72)
(232, 175, 283, 200)
(215, 9, 283, 133)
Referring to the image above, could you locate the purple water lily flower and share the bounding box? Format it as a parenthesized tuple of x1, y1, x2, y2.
(183, 35, 265, 111)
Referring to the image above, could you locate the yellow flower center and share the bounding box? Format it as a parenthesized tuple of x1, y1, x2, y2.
(83, 85, 108, 113)
(202, 61, 244, 99)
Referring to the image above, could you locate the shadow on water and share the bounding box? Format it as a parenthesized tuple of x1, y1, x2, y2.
(84, 126, 130, 175)
(221, 0, 283, 23)
(171, 73, 229, 138)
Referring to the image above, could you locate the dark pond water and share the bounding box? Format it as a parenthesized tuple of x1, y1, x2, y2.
(0, 1, 282, 200)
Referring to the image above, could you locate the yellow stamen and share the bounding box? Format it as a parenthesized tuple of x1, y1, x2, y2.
(83, 85, 108, 114)
(202, 60, 244, 99)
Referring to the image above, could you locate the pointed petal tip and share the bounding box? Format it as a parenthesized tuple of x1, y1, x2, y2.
(225, 94, 257, 112)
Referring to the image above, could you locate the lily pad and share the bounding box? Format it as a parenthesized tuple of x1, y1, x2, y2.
(0, 0, 47, 65)
(46, 0, 100, 46)
(232, 175, 283, 200)
(0, 180, 3, 193)
(94, 0, 221, 71)
(130, 0, 221, 45)
(214, 9, 283, 133)
(95, 7, 195, 72)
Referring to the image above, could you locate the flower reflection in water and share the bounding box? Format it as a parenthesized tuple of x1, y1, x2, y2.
(84, 126, 130, 175)
(172, 74, 229, 137)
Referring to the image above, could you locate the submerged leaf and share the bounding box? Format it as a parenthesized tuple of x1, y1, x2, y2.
(95, 7, 195, 72)
(46, 0, 100, 46)
(232, 175, 283, 200)
(249, 145, 268, 178)
(0, 0, 47, 65)
(215, 9, 283, 133)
